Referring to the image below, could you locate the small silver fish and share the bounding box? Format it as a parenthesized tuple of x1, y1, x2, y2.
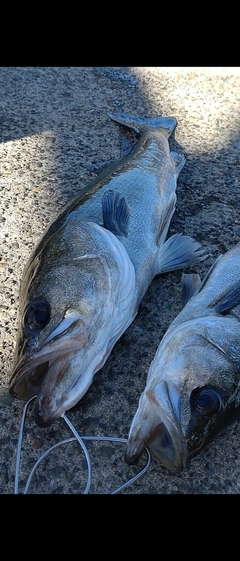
(125, 241, 240, 473)
(9, 111, 205, 427)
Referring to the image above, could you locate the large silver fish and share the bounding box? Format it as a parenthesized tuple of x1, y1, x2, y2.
(125, 241, 240, 473)
(9, 111, 205, 427)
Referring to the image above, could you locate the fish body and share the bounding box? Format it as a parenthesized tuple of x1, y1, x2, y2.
(9, 111, 205, 427)
(125, 241, 240, 473)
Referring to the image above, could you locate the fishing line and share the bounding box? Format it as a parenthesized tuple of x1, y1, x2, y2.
(14, 396, 151, 494)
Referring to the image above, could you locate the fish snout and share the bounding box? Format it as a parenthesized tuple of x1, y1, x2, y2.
(125, 381, 187, 473)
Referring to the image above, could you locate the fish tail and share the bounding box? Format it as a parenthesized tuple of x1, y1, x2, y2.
(107, 111, 177, 138)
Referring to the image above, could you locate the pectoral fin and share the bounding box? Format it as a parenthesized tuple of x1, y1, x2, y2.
(102, 189, 130, 237)
(210, 280, 240, 314)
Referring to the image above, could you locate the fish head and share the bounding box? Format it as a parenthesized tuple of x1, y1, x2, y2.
(10, 221, 134, 426)
(125, 317, 240, 473)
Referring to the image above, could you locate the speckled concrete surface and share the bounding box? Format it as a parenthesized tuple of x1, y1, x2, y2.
(1, 67, 240, 494)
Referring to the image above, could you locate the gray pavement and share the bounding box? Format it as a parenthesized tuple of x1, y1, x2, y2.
(1, 66, 240, 493)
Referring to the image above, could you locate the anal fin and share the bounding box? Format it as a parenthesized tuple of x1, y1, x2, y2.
(156, 233, 207, 274)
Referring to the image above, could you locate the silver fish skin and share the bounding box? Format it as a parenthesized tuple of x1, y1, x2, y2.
(9, 111, 205, 427)
(125, 241, 240, 473)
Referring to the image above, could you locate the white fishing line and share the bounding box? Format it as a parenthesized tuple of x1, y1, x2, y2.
(14, 397, 151, 494)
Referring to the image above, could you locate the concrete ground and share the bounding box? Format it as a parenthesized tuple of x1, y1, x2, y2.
(1, 66, 240, 494)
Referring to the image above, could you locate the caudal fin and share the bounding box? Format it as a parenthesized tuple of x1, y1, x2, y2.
(108, 111, 177, 138)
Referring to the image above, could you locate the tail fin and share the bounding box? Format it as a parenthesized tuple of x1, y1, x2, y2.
(107, 111, 177, 138)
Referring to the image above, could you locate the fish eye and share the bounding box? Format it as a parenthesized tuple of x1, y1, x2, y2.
(192, 387, 222, 417)
(24, 300, 51, 330)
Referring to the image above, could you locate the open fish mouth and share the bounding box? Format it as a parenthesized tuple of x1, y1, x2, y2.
(125, 420, 185, 474)
(125, 422, 184, 473)
(10, 355, 75, 427)
(125, 382, 186, 473)
(9, 315, 88, 424)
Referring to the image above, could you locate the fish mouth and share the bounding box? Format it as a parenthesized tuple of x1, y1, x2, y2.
(125, 421, 181, 473)
(125, 381, 186, 474)
(9, 313, 88, 425)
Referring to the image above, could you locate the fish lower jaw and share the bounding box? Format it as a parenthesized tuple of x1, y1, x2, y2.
(34, 356, 103, 427)
(124, 442, 146, 466)
(34, 378, 93, 427)
(35, 404, 60, 427)
(29, 344, 115, 427)
(34, 388, 85, 427)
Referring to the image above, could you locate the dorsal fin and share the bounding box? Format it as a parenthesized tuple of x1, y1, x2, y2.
(102, 189, 130, 238)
